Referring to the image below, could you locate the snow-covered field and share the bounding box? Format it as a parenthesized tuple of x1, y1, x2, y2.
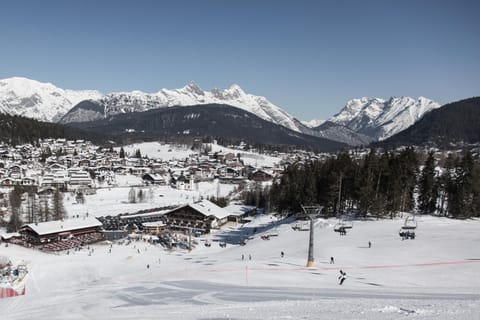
(2, 215, 480, 319)
(116, 141, 281, 167)
(65, 178, 237, 218)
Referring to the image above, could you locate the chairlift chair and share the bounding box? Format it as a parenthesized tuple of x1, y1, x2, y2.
(334, 218, 353, 234)
(399, 216, 417, 239)
(402, 216, 417, 230)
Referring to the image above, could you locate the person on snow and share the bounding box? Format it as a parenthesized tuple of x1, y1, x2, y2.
(330, 256, 335, 264)
(368, 241, 371, 248)
(281, 251, 284, 258)
(338, 270, 347, 285)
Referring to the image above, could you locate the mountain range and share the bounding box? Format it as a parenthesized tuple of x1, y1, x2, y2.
(0, 77, 443, 146)
(376, 97, 480, 149)
(67, 104, 348, 152)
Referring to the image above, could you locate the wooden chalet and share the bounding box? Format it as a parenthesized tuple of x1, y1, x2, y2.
(142, 173, 167, 185)
(223, 204, 257, 223)
(249, 170, 274, 182)
(163, 200, 231, 233)
(20, 217, 103, 248)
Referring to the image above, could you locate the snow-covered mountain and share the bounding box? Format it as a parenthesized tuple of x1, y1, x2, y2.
(60, 82, 304, 133)
(0, 77, 102, 122)
(309, 121, 374, 146)
(329, 96, 441, 140)
(301, 119, 326, 128)
(0, 77, 443, 145)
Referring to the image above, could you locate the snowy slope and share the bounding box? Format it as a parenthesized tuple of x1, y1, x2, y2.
(2, 214, 480, 319)
(0, 77, 102, 122)
(310, 121, 374, 146)
(329, 96, 441, 140)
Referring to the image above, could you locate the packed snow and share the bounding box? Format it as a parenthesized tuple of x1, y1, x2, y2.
(1, 213, 479, 319)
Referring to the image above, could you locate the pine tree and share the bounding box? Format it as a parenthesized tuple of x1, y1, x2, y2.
(128, 187, 137, 203)
(135, 149, 142, 158)
(7, 186, 23, 232)
(76, 191, 86, 204)
(53, 188, 66, 220)
(418, 151, 438, 214)
(119, 147, 125, 158)
(137, 189, 144, 203)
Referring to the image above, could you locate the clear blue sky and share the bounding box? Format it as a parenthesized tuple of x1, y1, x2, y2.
(1, 0, 479, 120)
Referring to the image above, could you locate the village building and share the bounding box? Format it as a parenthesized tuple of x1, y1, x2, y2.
(249, 169, 274, 182)
(163, 199, 231, 233)
(19, 217, 103, 251)
(67, 169, 93, 189)
(223, 204, 257, 223)
(142, 173, 167, 185)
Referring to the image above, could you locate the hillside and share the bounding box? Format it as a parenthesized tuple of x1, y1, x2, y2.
(68, 104, 348, 152)
(0, 113, 111, 146)
(377, 97, 480, 148)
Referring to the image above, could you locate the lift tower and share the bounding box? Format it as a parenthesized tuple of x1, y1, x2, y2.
(301, 205, 323, 267)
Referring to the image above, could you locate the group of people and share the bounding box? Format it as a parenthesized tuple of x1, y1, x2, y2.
(241, 254, 252, 260)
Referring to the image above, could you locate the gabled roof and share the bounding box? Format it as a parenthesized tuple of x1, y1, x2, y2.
(21, 217, 102, 236)
(167, 200, 230, 220)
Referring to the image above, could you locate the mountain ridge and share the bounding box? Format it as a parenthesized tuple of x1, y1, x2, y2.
(67, 104, 348, 152)
(0, 77, 443, 146)
(376, 97, 480, 148)
(328, 96, 441, 140)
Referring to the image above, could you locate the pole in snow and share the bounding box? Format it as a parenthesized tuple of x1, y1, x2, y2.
(302, 205, 323, 268)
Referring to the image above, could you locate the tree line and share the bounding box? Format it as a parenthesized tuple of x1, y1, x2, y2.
(243, 148, 480, 219)
(4, 185, 66, 232)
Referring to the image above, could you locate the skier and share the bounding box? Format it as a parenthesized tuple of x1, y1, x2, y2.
(281, 251, 284, 258)
(368, 241, 371, 248)
(330, 256, 335, 264)
(249, 254, 252, 261)
(147, 264, 150, 269)
(242, 254, 245, 260)
(338, 270, 346, 285)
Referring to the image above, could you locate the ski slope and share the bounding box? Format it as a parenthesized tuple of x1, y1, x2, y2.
(1, 215, 480, 319)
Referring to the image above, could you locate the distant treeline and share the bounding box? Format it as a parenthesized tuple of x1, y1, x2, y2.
(245, 148, 480, 219)
(0, 113, 111, 146)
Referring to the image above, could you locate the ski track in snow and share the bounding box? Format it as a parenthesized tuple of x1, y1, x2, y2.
(2, 214, 480, 319)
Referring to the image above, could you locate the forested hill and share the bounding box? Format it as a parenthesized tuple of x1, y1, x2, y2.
(68, 104, 348, 152)
(252, 148, 480, 219)
(377, 97, 480, 148)
(0, 113, 109, 145)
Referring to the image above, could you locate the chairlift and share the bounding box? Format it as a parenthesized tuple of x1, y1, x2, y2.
(333, 219, 353, 235)
(292, 221, 310, 231)
(399, 216, 417, 239)
(402, 216, 417, 230)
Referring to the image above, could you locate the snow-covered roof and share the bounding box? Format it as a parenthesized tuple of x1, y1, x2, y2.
(224, 204, 256, 217)
(120, 210, 167, 219)
(189, 200, 230, 220)
(0, 232, 21, 240)
(22, 217, 102, 236)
